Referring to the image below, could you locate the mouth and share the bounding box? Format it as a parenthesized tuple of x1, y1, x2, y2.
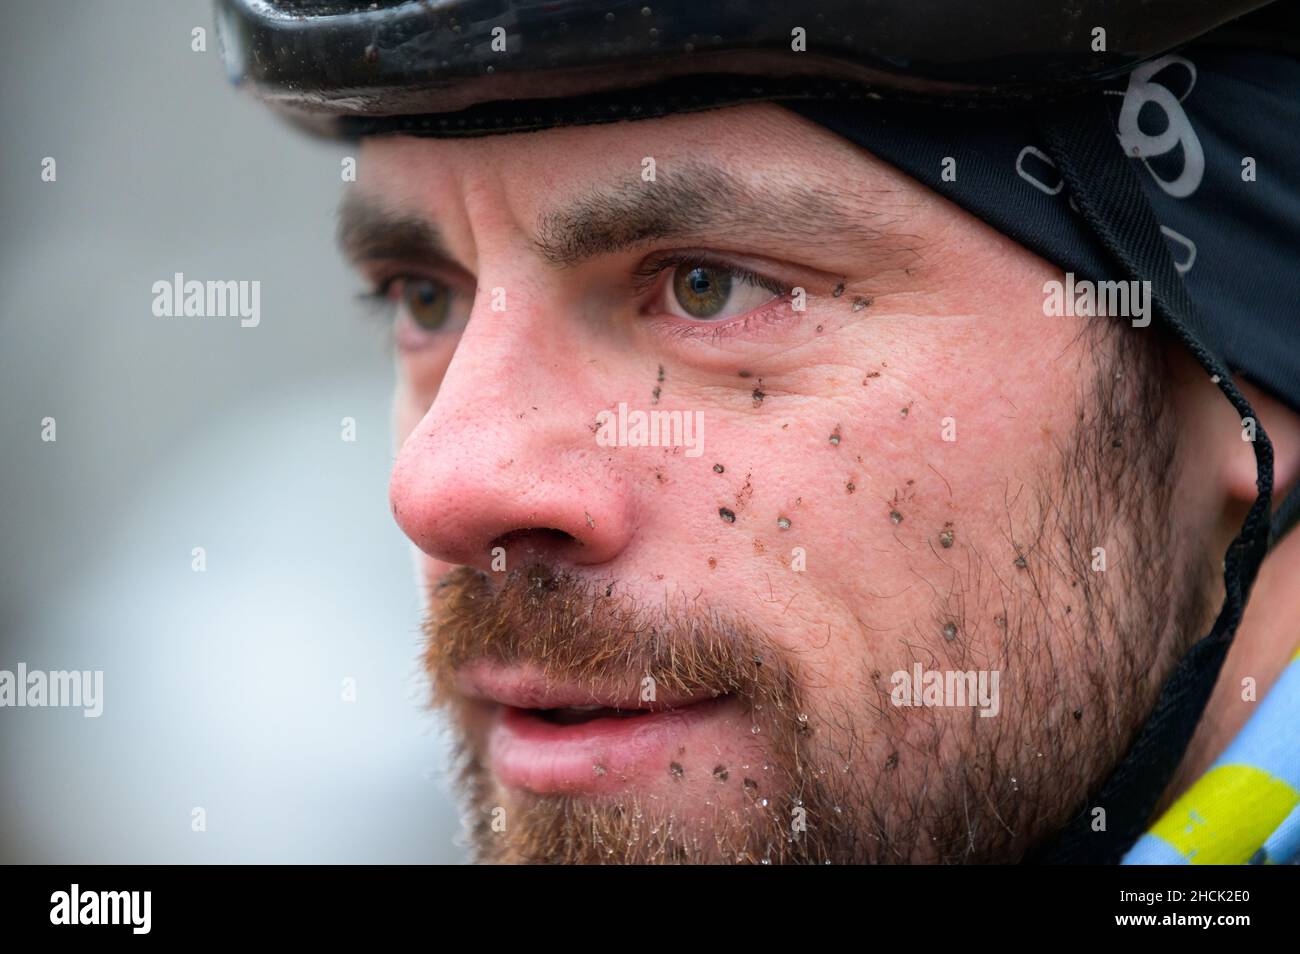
(454, 663, 750, 795)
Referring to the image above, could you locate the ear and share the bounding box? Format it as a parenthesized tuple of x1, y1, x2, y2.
(1223, 380, 1300, 511)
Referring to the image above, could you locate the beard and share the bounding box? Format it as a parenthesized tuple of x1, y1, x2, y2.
(422, 322, 1213, 863)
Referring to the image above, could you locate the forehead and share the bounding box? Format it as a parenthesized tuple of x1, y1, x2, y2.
(355, 102, 914, 218)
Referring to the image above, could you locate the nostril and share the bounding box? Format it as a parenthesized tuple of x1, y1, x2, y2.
(491, 527, 578, 560)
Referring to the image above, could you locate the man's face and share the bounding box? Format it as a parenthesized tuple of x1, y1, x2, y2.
(345, 104, 1211, 862)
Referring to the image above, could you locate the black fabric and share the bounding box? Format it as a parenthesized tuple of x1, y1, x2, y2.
(1028, 98, 1274, 863)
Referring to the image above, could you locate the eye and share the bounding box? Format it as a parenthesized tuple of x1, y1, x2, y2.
(659, 261, 782, 322)
(397, 278, 454, 332)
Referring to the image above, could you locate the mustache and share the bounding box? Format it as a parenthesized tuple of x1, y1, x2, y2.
(423, 564, 804, 718)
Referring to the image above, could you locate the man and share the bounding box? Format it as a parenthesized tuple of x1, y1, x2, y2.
(219, 0, 1300, 863)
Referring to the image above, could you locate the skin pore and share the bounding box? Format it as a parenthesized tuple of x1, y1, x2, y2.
(344, 103, 1287, 862)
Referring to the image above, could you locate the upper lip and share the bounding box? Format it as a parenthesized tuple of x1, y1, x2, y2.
(454, 661, 720, 712)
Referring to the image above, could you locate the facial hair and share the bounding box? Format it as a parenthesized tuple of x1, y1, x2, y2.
(422, 322, 1212, 863)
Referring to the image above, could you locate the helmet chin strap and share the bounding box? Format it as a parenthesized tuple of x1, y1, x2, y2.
(1025, 97, 1276, 864)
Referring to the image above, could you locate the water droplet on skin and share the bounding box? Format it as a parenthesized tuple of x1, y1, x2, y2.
(777, 516, 791, 530)
(751, 725, 761, 734)
(942, 622, 958, 641)
(890, 510, 904, 525)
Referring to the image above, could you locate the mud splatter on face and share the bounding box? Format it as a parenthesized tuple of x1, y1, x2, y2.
(719, 507, 736, 523)
(939, 522, 955, 548)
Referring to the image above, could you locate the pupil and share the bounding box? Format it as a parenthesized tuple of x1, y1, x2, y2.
(672, 263, 731, 319)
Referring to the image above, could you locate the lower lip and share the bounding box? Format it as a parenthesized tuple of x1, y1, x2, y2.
(487, 696, 738, 794)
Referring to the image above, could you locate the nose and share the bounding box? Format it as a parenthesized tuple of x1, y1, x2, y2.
(389, 291, 635, 574)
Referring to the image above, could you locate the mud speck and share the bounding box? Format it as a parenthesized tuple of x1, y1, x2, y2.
(899, 404, 911, 418)
(1014, 554, 1028, 569)
(1073, 708, 1084, 721)
(651, 385, 661, 404)
(942, 622, 958, 641)
(713, 765, 729, 782)
(851, 296, 872, 312)
(743, 777, 759, 794)
(593, 763, 607, 777)
(885, 752, 899, 770)
(708, 557, 717, 569)
(889, 509, 904, 525)
(669, 761, 684, 780)
(657, 364, 665, 383)
(777, 516, 791, 531)
(719, 507, 736, 523)
(713, 463, 725, 473)
(846, 481, 856, 494)
(829, 425, 842, 446)
(751, 383, 766, 407)
(738, 369, 753, 379)
(939, 522, 955, 548)
(832, 282, 845, 298)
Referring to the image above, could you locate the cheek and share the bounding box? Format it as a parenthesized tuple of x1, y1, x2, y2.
(635, 329, 1088, 704)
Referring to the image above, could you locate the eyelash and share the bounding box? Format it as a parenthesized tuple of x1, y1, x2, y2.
(632, 251, 797, 340)
(630, 251, 788, 298)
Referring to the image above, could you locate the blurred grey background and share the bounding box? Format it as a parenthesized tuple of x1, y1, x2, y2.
(0, 0, 466, 862)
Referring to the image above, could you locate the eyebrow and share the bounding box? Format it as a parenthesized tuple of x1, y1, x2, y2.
(337, 192, 449, 266)
(536, 160, 900, 268)
(337, 160, 907, 271)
